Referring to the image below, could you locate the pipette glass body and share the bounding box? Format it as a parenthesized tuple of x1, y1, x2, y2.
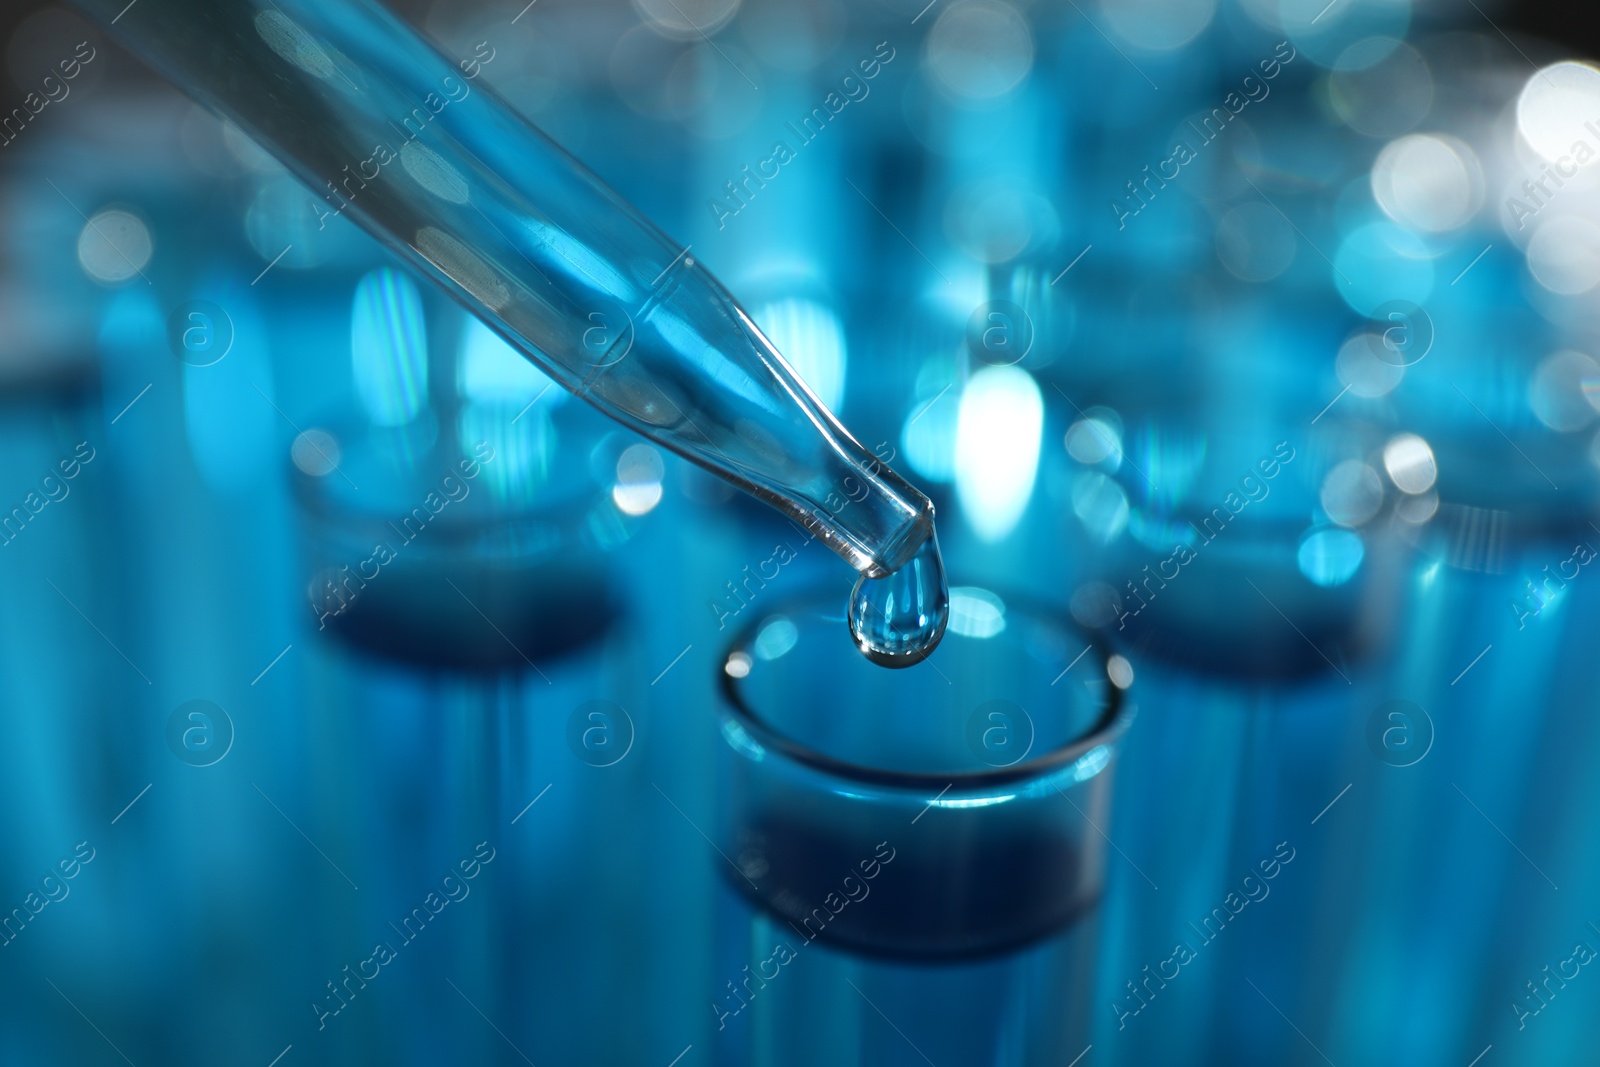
(73, 0, 935, 578)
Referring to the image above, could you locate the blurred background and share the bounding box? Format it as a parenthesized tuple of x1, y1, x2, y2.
(3, 0, 1600, 1063)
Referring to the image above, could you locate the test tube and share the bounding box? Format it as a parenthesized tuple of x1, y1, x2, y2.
(272, 227, 625, 653)
(1273, 338, 1600, 1061)
(709, 590, 1134, 1064)
(278, 268, 658, 1060)
(72, 0, 935, 581)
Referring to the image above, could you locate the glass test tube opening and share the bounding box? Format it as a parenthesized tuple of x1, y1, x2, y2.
(710, 589, 1134, 1063)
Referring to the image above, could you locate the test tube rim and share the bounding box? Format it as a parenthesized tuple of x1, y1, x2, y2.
(718, 588, 1133, 794)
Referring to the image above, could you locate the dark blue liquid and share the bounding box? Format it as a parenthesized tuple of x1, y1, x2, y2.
(728, 812, 1097, 960)
(320, 557, 618, 668)
(711, 810, 1098, 1066)
(847, 533, 949, 668)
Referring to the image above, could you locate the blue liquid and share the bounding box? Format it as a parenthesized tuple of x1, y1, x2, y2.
(727, 812, 1097, 959)
(711, 812, 1098, 1066)
(319, 558, 618, 668)
(846, 533, 949, 668)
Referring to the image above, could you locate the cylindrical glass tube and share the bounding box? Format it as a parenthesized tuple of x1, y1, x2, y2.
(710, 591, 1134, 1065)
(70, 0, 935, 578)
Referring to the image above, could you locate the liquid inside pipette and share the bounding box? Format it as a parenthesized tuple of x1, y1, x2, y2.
(847, 533, 949, 668)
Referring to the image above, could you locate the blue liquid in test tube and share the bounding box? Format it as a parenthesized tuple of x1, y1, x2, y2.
(712, 592, 1135, 1064)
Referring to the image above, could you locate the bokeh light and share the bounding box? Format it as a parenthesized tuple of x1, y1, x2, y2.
(632, 0, 741, 41)
(76, 209, 152, 284)
(1382, 432, 1437, 493)
(1328, 38, 1432, 138)
(1370, 133, 1482, 232)
(1298, 526, 1366, 586)
(1336, 332, 1406, 397)
(1526, 216, 1600, 294)
(613, 442, 665, 515)
(955, 365, 1042, 541)
(1517, 61, 1600, 162)
(925, 0, 1034, 100)
(1099, 0, 1215, 52)
(1528, 350, 1600, 432)
(1321, 459, 1385, 527)
(291, 428, 342, 477)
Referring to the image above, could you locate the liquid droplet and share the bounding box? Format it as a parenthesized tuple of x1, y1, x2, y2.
(847, 532, 949, 668)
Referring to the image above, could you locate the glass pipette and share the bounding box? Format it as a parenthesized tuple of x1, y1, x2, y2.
(72, 0, 937, 582)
